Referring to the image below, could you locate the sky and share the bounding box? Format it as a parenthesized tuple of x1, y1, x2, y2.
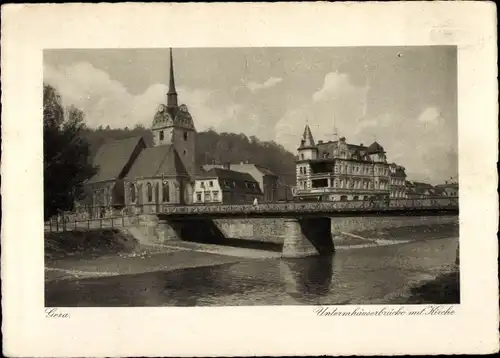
(44, 46, 457, 184)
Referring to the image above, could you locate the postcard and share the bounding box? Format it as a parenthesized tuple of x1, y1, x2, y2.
(1, 2, 498, 356)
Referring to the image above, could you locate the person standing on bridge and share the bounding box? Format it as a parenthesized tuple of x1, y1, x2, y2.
(253, 197, 259, 206)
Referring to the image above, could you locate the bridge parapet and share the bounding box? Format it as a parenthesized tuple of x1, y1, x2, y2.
(157, 198, 458, 217)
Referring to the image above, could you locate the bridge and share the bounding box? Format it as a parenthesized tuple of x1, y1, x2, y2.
(49, 198, 459, 259)
(151, 198, 458, 258)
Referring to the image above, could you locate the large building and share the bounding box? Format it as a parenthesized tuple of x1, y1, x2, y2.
(294, 124, 407, 201)
(84, 49, 197, 217)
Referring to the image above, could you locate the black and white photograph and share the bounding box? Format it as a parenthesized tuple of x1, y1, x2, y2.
(43, 46, 460, 307)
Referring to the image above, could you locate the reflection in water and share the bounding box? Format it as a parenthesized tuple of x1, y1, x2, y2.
(279, 255, 334, 303)
(46, 256, 337, 307)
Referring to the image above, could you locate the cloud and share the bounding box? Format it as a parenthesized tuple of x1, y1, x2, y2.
(274, 72, 371, 152)
(353, 108, 457, 184)
(44, 62, 236, 131)
(313, 72, 369, 106)
(246, 76, 283, 92)
(417, 107, 444, 125)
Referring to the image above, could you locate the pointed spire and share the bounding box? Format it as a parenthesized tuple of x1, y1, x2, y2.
(301, 124, 315, 147)
(167, 48, 178, 108)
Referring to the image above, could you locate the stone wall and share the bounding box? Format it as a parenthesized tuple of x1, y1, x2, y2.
(128, 214, 458, 245)
(330, 215, 458, 234)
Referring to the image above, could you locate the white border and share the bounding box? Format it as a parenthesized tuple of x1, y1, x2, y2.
(2, 2, 498, 356)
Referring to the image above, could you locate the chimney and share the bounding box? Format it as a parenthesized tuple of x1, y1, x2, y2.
(223, 163, 231, 170)
(318, 140, 323, 144)
(360, 143, 364, 147)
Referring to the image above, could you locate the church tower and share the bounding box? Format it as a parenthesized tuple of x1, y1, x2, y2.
(151, 48, 197, 178)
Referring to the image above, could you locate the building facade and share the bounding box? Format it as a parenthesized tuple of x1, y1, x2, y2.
(204, 163, 279, 202)
(193, 166, 263, 204)
(294, 124, 407, 201)
(389, 163, 408, 199)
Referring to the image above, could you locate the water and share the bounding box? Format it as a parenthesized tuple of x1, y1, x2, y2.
(45, 236, 459, 307)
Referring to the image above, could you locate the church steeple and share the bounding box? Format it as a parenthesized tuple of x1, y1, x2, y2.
(167, 48, 178, 108)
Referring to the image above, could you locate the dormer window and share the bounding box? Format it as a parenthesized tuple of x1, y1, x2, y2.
(159, 130, 164, 141)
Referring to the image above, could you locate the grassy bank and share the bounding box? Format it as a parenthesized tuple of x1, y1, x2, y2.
(45, 229, 139, 261)
(405, 270, 460, 304)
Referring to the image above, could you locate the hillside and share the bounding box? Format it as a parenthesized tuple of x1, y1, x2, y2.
(81, 126, 297, 187)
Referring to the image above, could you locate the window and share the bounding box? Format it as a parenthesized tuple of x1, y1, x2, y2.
(129, 183, 136, 203)
(183, 149, 187, 156)
(196, 192, 202, 202)
(301, 154, 304, 160)
(209, 181, 213, 187)
(353, 195, 359, 200)
(183, 132, 188, 141)
(212, 191, 219, 201)
(159, 130, 164, 141)
(162, 181, 170, 202)
(200, 182, 205, 188)
(205, 191, 211, 202)
(147, 183, 153, 202)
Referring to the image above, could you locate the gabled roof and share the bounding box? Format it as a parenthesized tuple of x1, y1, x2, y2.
(196, 167, 263, 195)
(227, 163, 277, 177)
(87, 136, 145, 184)
(366, 141, 385, 154)
(125, 145, 187, 180)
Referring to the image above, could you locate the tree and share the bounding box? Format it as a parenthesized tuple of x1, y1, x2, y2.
(43, 84, 97, 221)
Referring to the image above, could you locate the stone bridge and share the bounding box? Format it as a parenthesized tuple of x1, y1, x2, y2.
(131, 198, 459, 258)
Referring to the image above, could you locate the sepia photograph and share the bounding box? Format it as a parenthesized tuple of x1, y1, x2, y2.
(43, 46, 460, 307)
(2, 2, 498, 356)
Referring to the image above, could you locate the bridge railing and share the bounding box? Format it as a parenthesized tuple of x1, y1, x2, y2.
(157, 197, 458, 215)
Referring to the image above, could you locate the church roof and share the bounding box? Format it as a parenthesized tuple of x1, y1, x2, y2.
(87, 136, 145, 184)
(125, 145, 188, 180)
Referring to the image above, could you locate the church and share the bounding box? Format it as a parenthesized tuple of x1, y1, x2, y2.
(84, 49, 198, 217)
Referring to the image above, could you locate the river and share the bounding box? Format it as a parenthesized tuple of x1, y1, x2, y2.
(45, 222, 459, 306)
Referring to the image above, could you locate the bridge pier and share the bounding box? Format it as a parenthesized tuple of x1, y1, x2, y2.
(282, 217, 335, 258)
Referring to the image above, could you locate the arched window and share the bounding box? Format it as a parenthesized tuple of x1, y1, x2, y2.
(162, 181, 170, 202)
(147, 182, 153, 203)
(129, 183, 136, 203)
